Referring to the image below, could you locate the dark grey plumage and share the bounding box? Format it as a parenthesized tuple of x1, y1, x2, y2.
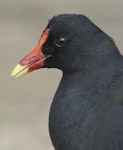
(42, 14, 123, 150)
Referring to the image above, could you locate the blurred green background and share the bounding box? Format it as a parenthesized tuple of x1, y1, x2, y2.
(0, 0, 123, 149)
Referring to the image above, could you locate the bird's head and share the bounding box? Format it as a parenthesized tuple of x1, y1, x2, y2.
(11, 14, 110, 78)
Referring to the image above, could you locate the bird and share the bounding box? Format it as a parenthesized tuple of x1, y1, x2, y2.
(11, 14, 123, 150)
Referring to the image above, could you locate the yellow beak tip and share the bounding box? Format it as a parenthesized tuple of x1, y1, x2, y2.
(11, 64, 28, 78)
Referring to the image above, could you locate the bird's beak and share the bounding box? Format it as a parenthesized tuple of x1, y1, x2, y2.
(11, 29, 50, 78)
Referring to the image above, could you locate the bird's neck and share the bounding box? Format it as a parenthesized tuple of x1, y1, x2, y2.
(55, 56, 123, 106)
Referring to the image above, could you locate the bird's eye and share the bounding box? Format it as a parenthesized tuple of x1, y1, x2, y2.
(55, 37, 66, 47)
